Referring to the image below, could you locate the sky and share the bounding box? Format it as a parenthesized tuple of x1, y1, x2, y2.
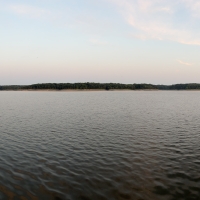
(1, 0, 200, 85)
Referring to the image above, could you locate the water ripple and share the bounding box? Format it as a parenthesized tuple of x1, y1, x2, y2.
(0, 91, 200, 199)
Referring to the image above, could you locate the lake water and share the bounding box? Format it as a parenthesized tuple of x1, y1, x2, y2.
(0, 91, 200, 200)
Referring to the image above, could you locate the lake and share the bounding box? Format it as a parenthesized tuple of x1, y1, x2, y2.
(0, 91, 200, 200)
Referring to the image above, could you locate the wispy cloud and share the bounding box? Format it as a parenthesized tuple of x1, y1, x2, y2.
(89, 39, 108, 46)
(108, 0, 200, 45)
(8, 4, 51, 19)
(5, 1, 200, 46)
(6, 3, 113, 36)
(183, 0, 200, 18)
(177, 59, 194, 66)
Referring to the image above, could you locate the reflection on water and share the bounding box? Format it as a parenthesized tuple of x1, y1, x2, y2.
(0, 91, 200, 200)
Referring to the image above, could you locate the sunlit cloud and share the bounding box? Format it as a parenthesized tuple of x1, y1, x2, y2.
(89, 39, 108, 46)
(108, 0, 200, 45)
(8, 4, 51, 19)
(177, 59, 194, 66)
(183, 0, 200, 18)
(5, 1, 200, 46)
(6, 3, 113, 36)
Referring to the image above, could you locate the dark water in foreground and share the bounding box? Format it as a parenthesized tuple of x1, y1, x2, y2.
(0, 91, 200, 200)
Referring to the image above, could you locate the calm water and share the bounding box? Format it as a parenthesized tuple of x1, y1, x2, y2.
(0, 91, 200, 200)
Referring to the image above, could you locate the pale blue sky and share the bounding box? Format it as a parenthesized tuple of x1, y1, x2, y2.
(1, 0, 200, 85)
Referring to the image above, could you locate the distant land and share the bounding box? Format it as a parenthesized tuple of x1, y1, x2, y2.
(1, 83, 200, 91)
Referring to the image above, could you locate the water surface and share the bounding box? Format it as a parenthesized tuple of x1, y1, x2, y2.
(0, 91, 200, 200)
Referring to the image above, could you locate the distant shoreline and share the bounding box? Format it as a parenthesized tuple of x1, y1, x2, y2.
(1, 83, 200, 91)
(1, 90, 200, 92)
(0, 89, 160, 92)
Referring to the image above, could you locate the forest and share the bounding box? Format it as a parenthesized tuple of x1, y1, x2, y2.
(1, 83, 200, 90)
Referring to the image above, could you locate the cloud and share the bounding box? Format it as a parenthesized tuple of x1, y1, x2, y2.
(5, 1, 200, 46)
(6, 3, 113, 36)
(177, 59, 194, 66)
(107, 0, 200, 45)
(183, 0, 200, 18)
(89, 39, 108, 46)
(8, 4, 51, 19)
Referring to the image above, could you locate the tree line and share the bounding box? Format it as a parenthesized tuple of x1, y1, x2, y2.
(1, 83, 200, 90)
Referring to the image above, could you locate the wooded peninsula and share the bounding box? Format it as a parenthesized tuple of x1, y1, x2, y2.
(1, 83, 200, 91)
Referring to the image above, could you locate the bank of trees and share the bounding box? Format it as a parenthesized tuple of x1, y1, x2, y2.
(21, 83, 157, 90)
(1, 83, 200, 90)
(156, 84, 200, 90)
(0, 85, 22, 90)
